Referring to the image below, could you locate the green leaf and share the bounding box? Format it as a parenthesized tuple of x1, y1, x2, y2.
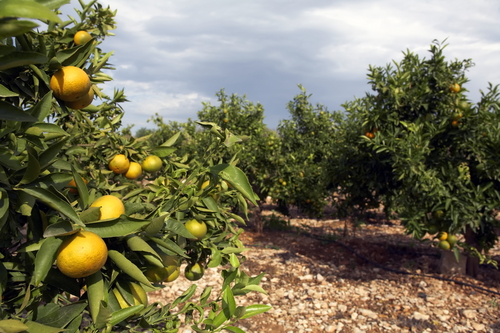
(35, 0, 71, 10)
(107, 250, 153, 287)
(171, 285, 197, 308)
(19, 187, 83, 226)
(33, 236, 63, 286)
(0, 0, 62, 22)
(147, 236, 188, 259)
(164, 218, 197, 239)
(35, 302, 88, 329)
(38, 138, 68, 169)
(151, 146, 176, 158)
(0, 188, 9, 220)
(229, 253, 240, 268)
(23, 321, 64, 333)
(71, 166, 88, 206)
(239, 304, 272, 319)
(242, 285, 267, 295)
(18, 149, 40, 185)
(0, 51, 47, 71)
(0, 19, 39, 39)
(126, 235, 163, 267)
(224, 326, 246, 333)
(222, 285, 236, 318)
(87, 271, 104, 322)
(0, 319, 28, 333)
(161, 132, 181, 147)
(0, 101, 37, 122)
(31, 92, 54, 122)
(144, 214, 166, 235)
(210, 164, 259, 205)
(207, 247, 222, 268)
(43, 220, 76, 238)
(0, 84, 18, 97)
(84, 216, 151, 238)
(108, 305, 144, 327)
(202, 196, 220, 213)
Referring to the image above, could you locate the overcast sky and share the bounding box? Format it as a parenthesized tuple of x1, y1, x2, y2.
(63, 0, 500, 131)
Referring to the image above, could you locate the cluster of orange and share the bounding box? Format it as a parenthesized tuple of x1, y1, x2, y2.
(108, 154, 162, 180)
(49, 31, 95, 110)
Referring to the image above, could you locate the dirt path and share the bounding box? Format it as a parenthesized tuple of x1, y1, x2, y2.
(149, 208, 500, 333)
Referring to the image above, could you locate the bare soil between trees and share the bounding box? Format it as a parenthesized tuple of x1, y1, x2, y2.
(150, 204, 500, 333)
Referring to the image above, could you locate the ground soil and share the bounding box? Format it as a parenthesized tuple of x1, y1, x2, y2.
(150, 203, 500, 333)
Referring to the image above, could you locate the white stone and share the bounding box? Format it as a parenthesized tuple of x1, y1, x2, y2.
(411, 312, 430, 321)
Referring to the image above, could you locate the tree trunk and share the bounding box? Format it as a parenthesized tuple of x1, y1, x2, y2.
(464, 226, 481, 277)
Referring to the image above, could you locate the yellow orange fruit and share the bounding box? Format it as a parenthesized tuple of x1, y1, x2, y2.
(438, 240, 451, 250)
(50, 66, 91, 102)
(90, 195, 125, 220)
(124, 161, 142, 180)
(438, 231, 448, 241)
(141, 155, 162, 173)
(449, 83, 460, 93)
(185, 219, 207, 241)
(65, 87, 94, 110)
(56, 230, 108, 278)
(108, 154, 130, 174)
(74, 31, 92, 45)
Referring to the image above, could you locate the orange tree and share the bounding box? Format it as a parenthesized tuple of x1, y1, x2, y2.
(276, 85, 344, 217)
(0, 1, 269, 332)
(335, 40, 500, 273)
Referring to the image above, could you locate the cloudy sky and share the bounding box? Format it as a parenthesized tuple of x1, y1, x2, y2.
(63, 0, 500, 131)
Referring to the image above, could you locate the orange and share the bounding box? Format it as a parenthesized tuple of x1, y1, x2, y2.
(65, 87, 94, 110)
(365, 132, 375, 139)
(438, 240, 451, 250)
(67, 177, 89, 194)
(184, 262, 204, 281)
(141, 155, 162, 173)
(108, 154, 130, 174)
(56, 230, 108, 278)
(447, 234, 458, 247)
(74, 31, 92, 45)
(223, 118, 229, 123)
(185, 219, 207, 241)
(438, 231, 448, 241)
(50, 66, 91, 102)
(451, 120, 459, 128)
(90, 195, 125, 220)
(449, 83, 460, 93)
(124, 161, 142, 180)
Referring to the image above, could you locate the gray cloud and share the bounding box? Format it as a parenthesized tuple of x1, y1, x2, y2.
(62, 0, 500, 131)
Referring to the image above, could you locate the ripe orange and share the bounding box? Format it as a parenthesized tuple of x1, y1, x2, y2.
(124, 161, 142, 180)
(90, 195, 125, 220)
(67, 177, 89, 194)
(56, 230, 108, 278)
(438, 231, 448, 241)
(184, 262, 204, 281)
(185, 219, 207, 241)
(449, 83, 460, 93)
(141, 155, 162, 173)
(451, 120, 459, 128)
(108, 154, 130, 174)
(74, 31, 92, 45)
(365, 132, 375, 139)
(50, 66, 91, 102)
(65, 87, 94, 110)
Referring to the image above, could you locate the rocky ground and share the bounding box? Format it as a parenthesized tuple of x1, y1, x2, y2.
(149, 206, 500, 333)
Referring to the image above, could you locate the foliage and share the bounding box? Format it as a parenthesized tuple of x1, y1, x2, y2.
(338, 40, 500, 260)
(0, 1, 269, 332)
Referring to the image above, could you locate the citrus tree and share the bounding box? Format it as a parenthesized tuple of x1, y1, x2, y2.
(0, 1, 269, 332)
(276, 86, 344, 217)
(338, 40, 500, 274)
